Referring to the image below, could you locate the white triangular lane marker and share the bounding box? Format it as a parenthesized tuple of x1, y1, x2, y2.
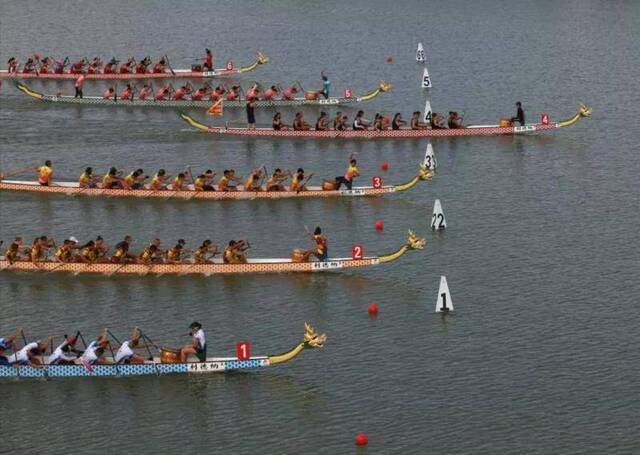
(431, 199, 446, 230)
(422, 99, 432, 124)
(423, 142, 436, 170)
(435, 276, 453, 313)
(416, 43, 425, 62)
(421, 66, 431, 88)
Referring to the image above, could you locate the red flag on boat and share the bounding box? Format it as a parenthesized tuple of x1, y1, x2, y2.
(207, 99, 223, 116)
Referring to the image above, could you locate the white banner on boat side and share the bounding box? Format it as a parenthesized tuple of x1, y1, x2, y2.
(339, 189, 366, 196)
(514, 125, 536, 133)
(318, 99, 340, 105)
(187, 361, 226, 373)
(311, 261, 345, 271)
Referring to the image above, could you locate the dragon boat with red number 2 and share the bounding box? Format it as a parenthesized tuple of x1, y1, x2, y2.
(178, 105, 591, 139)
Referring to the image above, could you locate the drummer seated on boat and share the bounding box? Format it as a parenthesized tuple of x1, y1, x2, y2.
(282, 85, 298, 100)
(194, 240, 218, 264)
(290, 168, 311, 192)
(223, 240, 249, 264)
(48, 334, 82, 365)
(4, 237, 24, 264)
(151, 169, 169, 190)
(293, 112, 310, 131)
(8, 337, 52, 368)
(173, 83, 192, 101)
(315, 112, 330, 131)
(111, 235, 135, 264)
(180, 322, 206, 363)
(410, 111, 428, 130)
(266, 168, 289, 191)
(102, 167, 123, 189)
(123, 169, 146, 190)
(36, 160, 53, 186)
(80, 335, 110, 365)
(263, 85, 278, 100)
(55, 237, 80, 263)
(218, 169, 241, 191)
(165, 239, 187, 264)
(244, 168, 264, 191)
(115, 330, 146, 364)
(272, 112, 290, 130)
(353, 110, 370, 130)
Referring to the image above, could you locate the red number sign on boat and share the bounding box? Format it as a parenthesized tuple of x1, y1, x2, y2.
(344, 88, 353, 98)
(226, 60, 234, 71)
(541, 113, 550, 125)
(352, 245, 364, 260)
(372, 176, 383, 189)
(236, 342, 250, 360)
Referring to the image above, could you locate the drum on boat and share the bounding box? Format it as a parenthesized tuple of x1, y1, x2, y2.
(291, 248, 308, 263)
(500, 118, 513, 127)
(322, 180, 337, 191)
(160, 347, 181, 364)
(304, 91, 319, 100)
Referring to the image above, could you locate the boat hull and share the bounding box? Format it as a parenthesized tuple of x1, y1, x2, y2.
(0, 358, 269, 378)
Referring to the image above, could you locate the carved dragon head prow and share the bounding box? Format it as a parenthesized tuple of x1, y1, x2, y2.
(304, 322, 327, 348)
(379, 80, 393, 92)
(418, 163, 434, 181)
(406, 230, 427, 250)
(579, 104, 592, 118)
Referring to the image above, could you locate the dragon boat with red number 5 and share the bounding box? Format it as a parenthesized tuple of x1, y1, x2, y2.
(0, 323, 326, 379)
(178, 104, 592, 139)
(0, 53, 268, 80)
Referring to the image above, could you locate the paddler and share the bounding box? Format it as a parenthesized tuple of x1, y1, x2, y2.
(151, 169, 169, 190)
(218, 169, 242, 192)
(303, 226, 328, 261)
(155, 84, 173, 101)
(55, 237, 80, 263)
(173, 83, 192, 101)
(152, 58, 166, 74)
(87, 57, 102, 74)
(39, 57, 52, 73)
(7, 57, 19, 74)
(290, 168, 312, 192)
(7, 337, 52, 368)
(245, 84, 260, 101)
(210, 85, 225, 101)
(120, 83, 134, 101)
(22, 58, 36, 73)
(31, 236, 53, 263)
(36, 160, 53, 186)
(263, 85, 278, 100)
(119, 57, 135, 74)
(114, 329, 146, 364)
(191, 84, 209, 101)
(194, 240, 218, 264)
(315, 111, 329, 131)
(333, 111, 344, 130)
(244, 167, 264, 191)
(272, 112, 290, 130)
(102, 87, 116, 100)
(102, 167, 124, 189)
(111, 235, 135, 263)
(0, 332, 18, 366)
(171, 172, 191, 191)
(165, 239, 186, 264)
(266, 168, 289, 191)
(69, 58, 86, 74)
(94, 235, 109, 260)
(136, 56, 151, 74)
(334, 155, 359, 190)
(352, 110, 370, 130)
(223, 240, 249, 264)
(447, 111, 463, 128)
(281, 85, 298, 100)
(511, 101, 525, 126)
(410, 111, 428, 130)
(103, 57, 118, 74)
(77, 240, 97, 263)
(194, 170, 216, 191)
(4, 237, 24, 264)
(137, 238, 164, 264)
(180, 322, 206, 363)
(293, 112, 310, 131)
(226, 85, 240, 101)
(79, 333, 110, 365)
(138, 84, 152, 101)
(203, 49, 214, 71)
(392, 113, 407, 130)
(48, 334, 82, 365)
(123, 169, 146, 190)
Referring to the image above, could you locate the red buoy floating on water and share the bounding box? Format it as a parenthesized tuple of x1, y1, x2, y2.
(386, 56, 393, 64)
(375, 220, 384, 231)
(355, 433, 369, 446)
(380, 161, 389, 171)
(368, 303, 379, 316)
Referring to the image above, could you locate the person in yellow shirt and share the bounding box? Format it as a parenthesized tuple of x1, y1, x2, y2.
(334, 155, 359, 190)
(244, 167, 264, 191)
(79, 167, 99, 188)
(150, 169, 169, 190)
(36, 160, 53, 186)
(123, 169, 146, 190)
(290, 168, 313, 192)
(171, 172, 190, 191)
(218, 169, 241, 192)
(102, 167, 123, 189)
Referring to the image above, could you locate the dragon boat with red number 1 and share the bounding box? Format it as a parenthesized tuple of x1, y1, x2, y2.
(178, 105, 592, 139)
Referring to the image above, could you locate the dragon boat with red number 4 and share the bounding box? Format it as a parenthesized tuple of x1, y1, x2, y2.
(0, 230, 426, 277)
(178, 105, 592, 139)
(15, 80, 392, 108)
(0, 53, 268, 80)
(0, 323, 326, 379)
(0, 163, 432, 201)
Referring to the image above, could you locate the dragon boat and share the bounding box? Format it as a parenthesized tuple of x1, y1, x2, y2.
(0, 323, 326, 379)
(0, 53, 268, 80)
(0, 164, 431, 201)
(178, 105, 592, 139)
(0, 230, 425, 277)
(15, 80, 392, 108)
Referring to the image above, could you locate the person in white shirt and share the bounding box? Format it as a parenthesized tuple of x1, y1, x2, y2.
(114, 328, 146, 364)
(48, 334, 81, 365)
(80, 334, 110, 365)
(8, 337, 51, 367)
(180, 322, 206, 362)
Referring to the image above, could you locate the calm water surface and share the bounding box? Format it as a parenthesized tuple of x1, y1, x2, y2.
(1, 0, 639, 453)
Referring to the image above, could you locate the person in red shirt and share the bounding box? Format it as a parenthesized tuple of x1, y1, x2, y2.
(245, 84, 260, 101)
(102, 87, 115, 100)
(209, 86, 225, 101)
(282, 85, 298, 100)
(203, 48, 213, 71)
(103, 58, 117, 74)
(191, 84, 208, 101)
(155, 84, 172, 101)
(263, 85, 278, 100)
(226, 85, 240, 101)
(70, 58, 86, 74)
(120, 83, 134, 100)
(152, 58, 166, 74)
(87, 57, 102, 74)
(39, 57, 51, 74)
(119, 57, 135, 74)
(138, 84, 151, 101)
(135, 57, 151, 74)
(173, 83, 192, 101)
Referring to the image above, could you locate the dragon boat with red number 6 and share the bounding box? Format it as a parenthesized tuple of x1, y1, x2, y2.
(0, 53, 268, 80)
(0, 164, 432, 201)
(178, 105, 592, 139)
(0, 323, 326, 379)
(15, 80, 392, 108)
(0, 231, 425, 277)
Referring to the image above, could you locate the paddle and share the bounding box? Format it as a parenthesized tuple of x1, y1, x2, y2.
(164, 55, 176, 76)
(295, 80, 305, 92)
(297, 173, 314, 194)
(103, 329, 119, 373)
(0, 166, 34, 180)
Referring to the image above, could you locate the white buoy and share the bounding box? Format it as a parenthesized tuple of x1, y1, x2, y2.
(421, 66, 432, 88)
(435, 276, 453, 313)
(422, 99, 432, 124)
(423, 142, 436, 170)
(416, 42, 425, 62)
(431, 199, 446, 230)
